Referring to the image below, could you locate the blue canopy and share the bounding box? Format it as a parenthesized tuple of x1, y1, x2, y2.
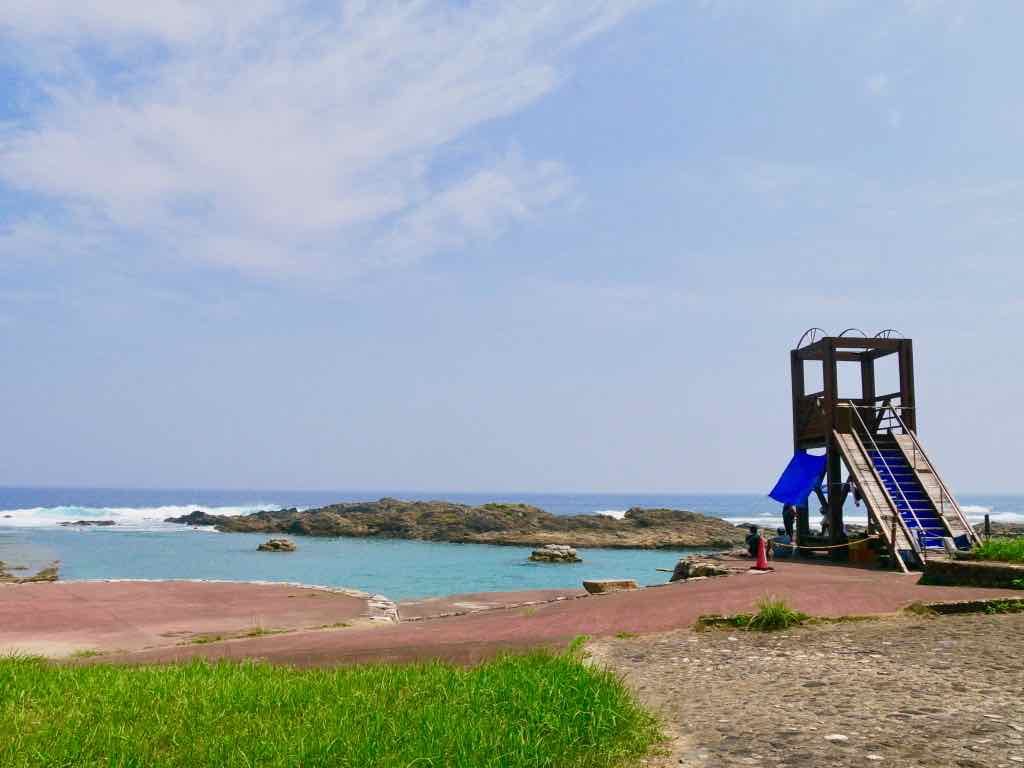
(769, 451, 827, 505)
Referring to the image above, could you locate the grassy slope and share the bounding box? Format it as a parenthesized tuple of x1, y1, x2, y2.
(0, 652, 659, 768)
(974, 537, 1024, 563)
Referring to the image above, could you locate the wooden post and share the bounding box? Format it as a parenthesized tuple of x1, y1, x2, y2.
(790, 350, 804, 451)
(792, 349, 813, 543)
(984, 513, 991, 539)
(823, 341, 844, 550)
(899, 340, 917, 433)
(890, 513, 899, 569)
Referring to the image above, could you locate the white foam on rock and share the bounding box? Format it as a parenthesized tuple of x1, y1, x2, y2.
(0, 504, 279, 531)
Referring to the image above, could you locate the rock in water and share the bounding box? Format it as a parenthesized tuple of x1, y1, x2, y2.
(163, 499, 747, 548)
(670, 557, 730, 582)
(257, 538, 297, 552)
(529, 544, 581, 563)
(59, 520, 116, 527)
(583, 579, 638, 594)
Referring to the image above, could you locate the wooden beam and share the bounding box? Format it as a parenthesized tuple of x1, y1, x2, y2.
(790, 350, 804, 452)
(899, 339, 917, 432)
(825, 337, 902, 350)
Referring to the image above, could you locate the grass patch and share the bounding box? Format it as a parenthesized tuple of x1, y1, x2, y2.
(983, 600, 1024, 615)
(0, 652, 660, 768)
(972, 537, 1024, 563)
(903, 602, 938, 617)
(240, 626, 291, 639)
(696, 597, 810, 632)
(615, 631, 639, 639)
(185, 633, 225, 645)
(746, 597, 808, 631)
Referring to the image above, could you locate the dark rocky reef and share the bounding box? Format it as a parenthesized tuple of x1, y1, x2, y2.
(975, 521, 1024, 538)
(59, 520, 117, 527)
(257, 538, 297, 552)
(166, 499, 747, 549)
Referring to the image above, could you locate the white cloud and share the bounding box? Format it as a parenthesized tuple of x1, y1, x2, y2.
(0, 1, 650, 276)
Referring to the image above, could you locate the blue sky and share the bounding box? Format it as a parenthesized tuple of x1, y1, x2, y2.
(1, 1, 1022, 492)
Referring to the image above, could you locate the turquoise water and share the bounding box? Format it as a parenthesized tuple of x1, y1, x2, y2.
(2, 487, 1020, 600)
(0, 527, 700, 600)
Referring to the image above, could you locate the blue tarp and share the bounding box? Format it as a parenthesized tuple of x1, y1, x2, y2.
(769, 451, 827, 505)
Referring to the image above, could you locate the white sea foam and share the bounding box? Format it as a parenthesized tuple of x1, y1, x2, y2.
(0, 504, 277, 531)
(593, 509, 627, 519)
(960, 505, 991, 517)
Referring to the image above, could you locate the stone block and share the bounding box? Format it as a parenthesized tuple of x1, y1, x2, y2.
(582, 579, 638, 594)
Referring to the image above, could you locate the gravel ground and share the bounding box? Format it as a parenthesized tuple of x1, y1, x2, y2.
(590, 612, 1024, 768)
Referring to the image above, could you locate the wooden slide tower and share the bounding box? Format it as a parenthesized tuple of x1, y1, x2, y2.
(790, 329, 978, 571)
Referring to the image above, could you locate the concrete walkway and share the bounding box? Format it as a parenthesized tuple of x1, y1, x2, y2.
(4, 560, 1014, 666)
(0, 581, 375, 658)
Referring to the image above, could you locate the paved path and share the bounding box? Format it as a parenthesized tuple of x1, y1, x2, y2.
(0, 581, 373, 657)
(396, 589, 584, 621)
(592, 612, 1024, 767)
(38, 561, 1020, 666)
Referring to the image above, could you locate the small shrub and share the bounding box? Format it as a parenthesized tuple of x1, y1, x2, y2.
(746, 597, 809, 632)
(904, 602, 938, 617)
(972, 538, 1024, 564)
(694, 614, 752, 631)
(983, 600, 1024, 615)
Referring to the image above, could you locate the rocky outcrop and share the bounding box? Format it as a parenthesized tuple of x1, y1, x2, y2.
(529, 544, 581, 563)
(257, 538, 297, 552)
(975, 521, 1024, 538)
(670, 557, 730, 582)
(59, 520, 116, 527)
(165, 499, 746, 549)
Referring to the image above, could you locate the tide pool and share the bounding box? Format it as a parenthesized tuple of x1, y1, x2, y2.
(0, 527, 703, 601)
(3, 487, 1019, 601)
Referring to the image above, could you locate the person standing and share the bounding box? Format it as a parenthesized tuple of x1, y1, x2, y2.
(782, 504, 796, 538)
(745, 525, 761, 557)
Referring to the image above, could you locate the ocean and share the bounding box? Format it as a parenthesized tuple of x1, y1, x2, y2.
(1, 486, 1019, 600)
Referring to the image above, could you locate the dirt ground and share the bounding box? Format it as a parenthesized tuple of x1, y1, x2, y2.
(590, 612, 1024, 768)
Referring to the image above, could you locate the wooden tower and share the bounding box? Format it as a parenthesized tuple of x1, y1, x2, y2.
(790, 329, 916, 549)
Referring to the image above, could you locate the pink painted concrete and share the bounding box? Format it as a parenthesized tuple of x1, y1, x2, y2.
(0, 581, 368, 657)
(397, 589, 585, 620)
(66, 561, 1024, 667)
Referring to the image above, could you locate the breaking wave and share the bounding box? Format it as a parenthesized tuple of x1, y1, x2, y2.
(0, 504, 277, 531)
(593, 509, 627, 519)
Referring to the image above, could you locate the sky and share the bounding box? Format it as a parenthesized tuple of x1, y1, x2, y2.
(1, 0, 1023, 493)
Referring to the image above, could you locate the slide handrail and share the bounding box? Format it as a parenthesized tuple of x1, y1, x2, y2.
(841, 427, 914, 571)
(884, 405, 980, 546)
(840, 402, 930, 555)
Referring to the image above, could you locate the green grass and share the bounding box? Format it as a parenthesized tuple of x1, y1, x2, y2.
(982, 599, 1024, 615)
(696, 597, 809, 632)
(903, 602, 938, 617)
(0, 652, 660, 768)
(973, 537, 1024, 563)
(746, 596, 809, 631)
